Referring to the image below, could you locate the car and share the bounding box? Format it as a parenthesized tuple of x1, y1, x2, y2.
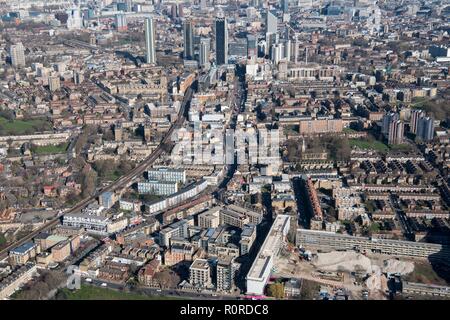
(101, 283, 107, 287)
(156, 289, 162, 292)
(85, 278, 92, 283)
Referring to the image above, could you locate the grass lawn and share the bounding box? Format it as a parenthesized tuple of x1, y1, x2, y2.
(389, 144, 414, 153)
(57, 284, 182, 300)
(104, 171, 121, 181)
(404, 261, 448, 285)
(411, 97, 428, 107)
(349, 139, 389, 152)
(0, 116, 52, 135)
(33, 143, 69, 155)
(343, 128, 357, 133)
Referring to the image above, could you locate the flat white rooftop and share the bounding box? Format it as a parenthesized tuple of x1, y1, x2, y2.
(246, 215, 290, 281)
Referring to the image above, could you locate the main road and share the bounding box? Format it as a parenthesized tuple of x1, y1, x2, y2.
(0, 81, 197, 260)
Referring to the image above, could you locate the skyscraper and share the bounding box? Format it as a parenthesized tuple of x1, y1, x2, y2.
(126, 0, 133, 12)
(48, 75, 61, 92)
(410, 109, 423, 134)
(199, 38, 211, 69)
(115, 13, 128, 31)
(10, 42, 25, 68)
(388, 120, 404, 145)
(271, 42, 284, 65)
(382, 112, 399, 135)
(284, 39, 291, 61)
(145, 17, 156, 64)
(266, 32, 278, 57)
(66, 6, 83, 30)
(417, 116, 434, 141)
(293, 38, 300, 63)
(266, 10, 278, 34)
(215, 17, 228, 65)
(281, 0, 289, 13)
(247, 35, 257, 60)
(183, 19, 194, 60)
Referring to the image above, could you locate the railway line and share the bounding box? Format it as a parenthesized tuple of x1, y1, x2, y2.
(0, 82, 196, 260)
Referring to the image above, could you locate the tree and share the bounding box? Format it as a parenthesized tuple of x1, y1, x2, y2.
(153, 270, 180, 288)
(81, 167, 97, 198)
(0, 232, 7, 249)
(93, 160, 117, 178)
(75, 125, 97, 154)
(266, 283, 285, 299)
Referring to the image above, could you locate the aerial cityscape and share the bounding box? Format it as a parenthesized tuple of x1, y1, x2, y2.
(0, 0, 449, 302)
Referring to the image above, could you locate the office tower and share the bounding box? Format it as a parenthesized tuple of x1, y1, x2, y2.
(266, 32, 278, 57)
(183, 19, 194, 60)
(216, 257, 238, 292)
(284, 39, 291, 61)
(126, 0, 133, 12)
(271, 43, 284, 65)
(66, 6, 83, 30)
(281, 0, 289, 13)
(284, 25, 290, 40)
(247, 35, 257, 60)
(251, 0, 261, 7)
(293, 38, 299, 63)
(117, 2, 127, 11)
(388, 120, 404, 145)
(215, 17, 228, 65)
(417, 116, 434, 141)
(115, 13, 128, 31)
(145, 17, 156, 64)
(48, 75, 61, 92)
(74, 71, 84, 84)
(229, 39, 247, 57)
(199, 38, 211, 69)
(171, 3, 177, 19)
(266, 10, 278, 34)
(200, 0, 207, 10)
(410, 109, 423, 134)
(178, 3, 184, 17)
(10, 42, 25, 68)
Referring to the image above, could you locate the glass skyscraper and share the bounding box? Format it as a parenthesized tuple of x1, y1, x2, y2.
(215, 17, 228, 65)
(183, 19, 194, 60)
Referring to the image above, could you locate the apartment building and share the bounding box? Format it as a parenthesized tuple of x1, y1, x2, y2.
(63, 213, 109, 235)
(246, 215, 290, 295)
(189, 258, 212, 288)
(0, 263, 37, 299)
(9, 242, 39, 266)
(240, 224, 256, 256)
(137, 180, 179, 196)
(220, 209, 250, 229)
(198, 207, 221, 228)
(299, 118, 343, 135)
(216, 257, 238, 292)
(51, 240, 71, 262)
(146, 167, 186, 183)
(296, 229, 450, 260)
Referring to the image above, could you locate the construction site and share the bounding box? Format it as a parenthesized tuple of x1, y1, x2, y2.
(272, 243, 435, 300)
